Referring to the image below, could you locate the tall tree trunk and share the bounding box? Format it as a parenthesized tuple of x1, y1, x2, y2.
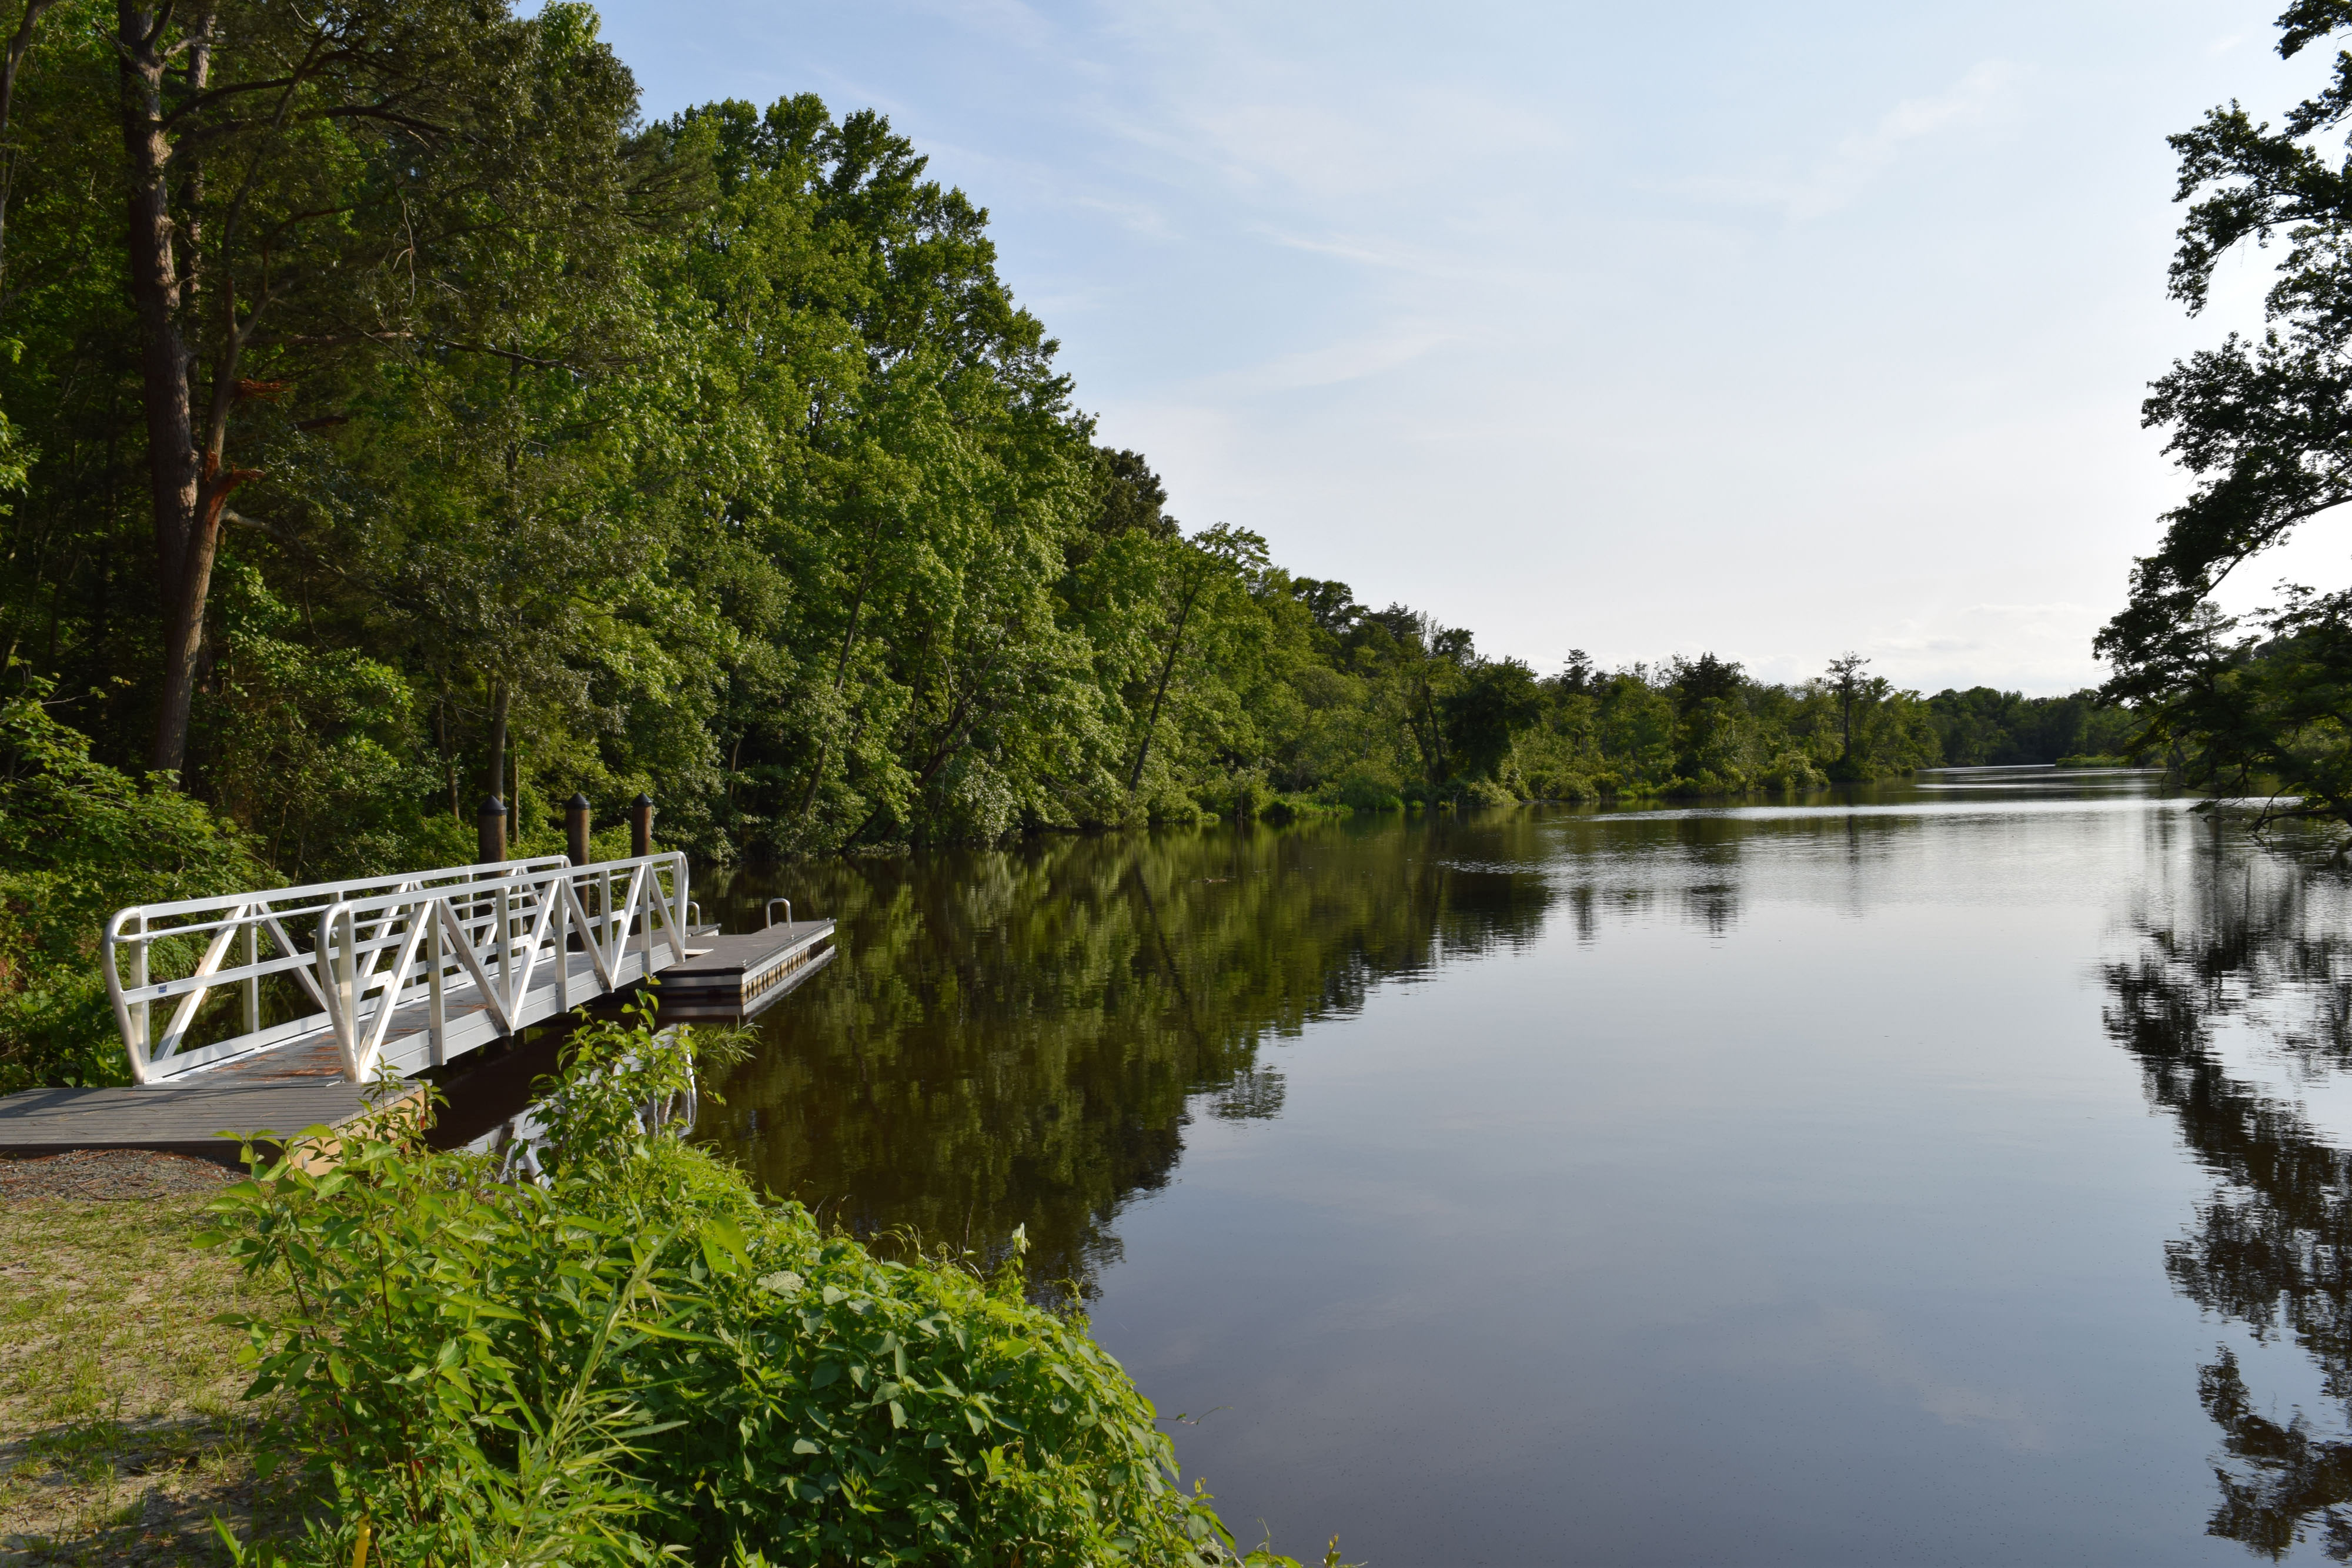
(0, 0, 59, 299)
(1128, 568, 1205, 792)
(794, 514, 886, 814)
(117, 2, 203, 775)
(122, 4, 256, 778)
(483, 680, 510, 805)
(1416, 676, 1446, 786)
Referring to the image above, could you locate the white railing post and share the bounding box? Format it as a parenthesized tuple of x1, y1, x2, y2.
(495, 881, 511, 1010)
(427, 896, 446, 1065)
(639, 861, 657, 967)
(666, 856, 682, 956)
(340, 908, 357, 1041)
(128, 912, 149, 1069)
(243, 919, 260, 1035)
(556, 882, 570, 1012)
(318, 904, 360, 1079)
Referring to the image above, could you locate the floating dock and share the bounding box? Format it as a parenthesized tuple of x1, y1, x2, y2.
(656, 919, 836, 1021)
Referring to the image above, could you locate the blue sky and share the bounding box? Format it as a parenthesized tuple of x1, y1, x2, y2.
(592, 0, 2327, 694)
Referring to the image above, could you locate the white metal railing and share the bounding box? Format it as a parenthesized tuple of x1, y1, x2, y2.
(313, 853, 691, 1083)
(103, 853, 690, 1085)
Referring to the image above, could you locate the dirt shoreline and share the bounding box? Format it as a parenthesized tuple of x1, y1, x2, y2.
(0, 1149, 236, 1203)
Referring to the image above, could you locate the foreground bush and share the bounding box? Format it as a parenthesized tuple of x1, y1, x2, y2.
(206, 1018, 1298, 1566)
(0, 687, 268, 1094)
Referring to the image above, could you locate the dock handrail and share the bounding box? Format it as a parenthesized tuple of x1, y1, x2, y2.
(104, 852, 689, 1085)
(765, 897, 792, 928)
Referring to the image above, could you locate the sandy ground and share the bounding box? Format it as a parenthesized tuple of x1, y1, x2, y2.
(0, 1158, 290, 1566)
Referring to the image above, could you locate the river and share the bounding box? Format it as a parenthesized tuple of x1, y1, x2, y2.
(697, 770, 2352, 1564)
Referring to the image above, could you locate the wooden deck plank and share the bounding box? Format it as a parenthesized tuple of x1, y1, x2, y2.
(660, 920, 831, 979)
(0, 1081, 393, 1162)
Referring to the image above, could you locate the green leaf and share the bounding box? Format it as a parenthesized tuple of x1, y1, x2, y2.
(699, 1215, 748, 1275)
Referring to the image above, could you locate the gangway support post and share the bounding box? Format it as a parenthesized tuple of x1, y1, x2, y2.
(479, 794, 507, 864)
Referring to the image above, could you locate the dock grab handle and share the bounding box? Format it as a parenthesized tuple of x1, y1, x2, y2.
(765, 897, 792, 929)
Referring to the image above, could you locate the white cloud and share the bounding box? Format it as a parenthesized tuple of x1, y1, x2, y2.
(1957, 602, 2099, 618)
(1694, 60, 2026, 221)
(1065, 193, 1175, 240)
(1216, 327, 1458, 394)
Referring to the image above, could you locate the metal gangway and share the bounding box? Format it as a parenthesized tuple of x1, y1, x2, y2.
(102, 852, 697, 1086)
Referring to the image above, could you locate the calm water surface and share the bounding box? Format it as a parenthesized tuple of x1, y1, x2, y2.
(699, 771, 2352, 1565)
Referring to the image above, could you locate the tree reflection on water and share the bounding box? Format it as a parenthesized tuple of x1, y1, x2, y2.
(692, 804, 1899, 1306)
(2105, 844, 2352, 1558)
(696, 814, 1562, 1302)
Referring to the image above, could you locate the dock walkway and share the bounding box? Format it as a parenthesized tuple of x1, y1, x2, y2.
(0, 1081, 400, 1162)
(0, 854, 834, 1161)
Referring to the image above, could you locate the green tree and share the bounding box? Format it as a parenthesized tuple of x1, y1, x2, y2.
(1441, 656, 1543, 785)
(2096, 0, 2352, 818)
(1124, 523, 1270, 794)
(1825, 651, 1870, 774)
(99, 0, 642, 777)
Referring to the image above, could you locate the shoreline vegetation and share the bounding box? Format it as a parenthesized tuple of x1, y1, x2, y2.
(0, 672, 2137, 1098)
(4, 1018, 1340, 1567)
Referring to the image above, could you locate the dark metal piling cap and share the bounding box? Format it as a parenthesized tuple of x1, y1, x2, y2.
(565, 794, 594, 867)
(477, 794, 509, 865)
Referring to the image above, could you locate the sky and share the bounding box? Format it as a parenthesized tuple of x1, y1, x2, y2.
(587, 0, 2338, 696)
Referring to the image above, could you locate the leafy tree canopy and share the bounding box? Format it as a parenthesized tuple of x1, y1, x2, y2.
(2097, 0, 2352, 818)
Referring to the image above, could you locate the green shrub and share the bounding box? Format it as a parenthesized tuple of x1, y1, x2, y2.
(1323, 769, 1403, 814)
(1142, 786, 1213, 827)
(1258, 793, 1347, 825)
(1755, 751, 1829, 791)
(206, 1016, 1307, 1566)
(0, 684, 270, 1092)
(1213, 775, 1276, 821)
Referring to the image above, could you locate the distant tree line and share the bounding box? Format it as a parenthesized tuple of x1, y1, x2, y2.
(1922, 686, 2140, 768)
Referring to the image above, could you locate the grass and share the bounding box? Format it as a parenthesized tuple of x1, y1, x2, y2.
(0, 1187, 291, 1566)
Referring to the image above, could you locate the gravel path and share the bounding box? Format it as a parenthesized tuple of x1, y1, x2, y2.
(0, 1148, 237, 1201)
